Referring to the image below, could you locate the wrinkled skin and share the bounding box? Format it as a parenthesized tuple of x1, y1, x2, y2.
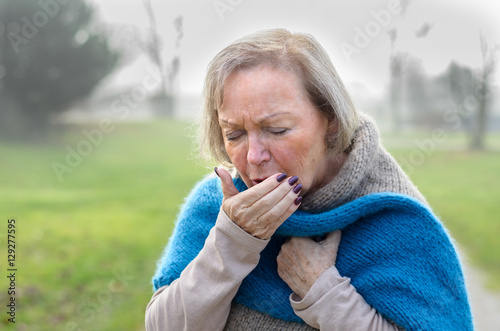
(216, 64, 345, 298)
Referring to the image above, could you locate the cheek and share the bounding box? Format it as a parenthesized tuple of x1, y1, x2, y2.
(277, 135, 326, 179)
(272, 140, 311, 173)
(225, 144, 247, 168)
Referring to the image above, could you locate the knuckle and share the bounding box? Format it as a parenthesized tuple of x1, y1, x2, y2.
(278, 181, 293, 195)
(277, 266, 284, 278)
(266, 208, 282, 222)
(259, 195, 274, 211)
(248, 188, 266, 202)
(230, 204, 245, 220)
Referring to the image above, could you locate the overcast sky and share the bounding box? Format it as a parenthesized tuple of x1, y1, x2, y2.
(93, 0, 499, 97)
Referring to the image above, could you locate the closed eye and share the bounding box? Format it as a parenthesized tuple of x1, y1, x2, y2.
(269, 128, 287, 135)
(225, 130, 245, 141)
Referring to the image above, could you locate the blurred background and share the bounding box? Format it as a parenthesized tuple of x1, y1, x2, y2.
(0, 0, 498, 330)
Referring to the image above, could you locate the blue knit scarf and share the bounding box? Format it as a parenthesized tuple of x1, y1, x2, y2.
(152, 176, 473, 330)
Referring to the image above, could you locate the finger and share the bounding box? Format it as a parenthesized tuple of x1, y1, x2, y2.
(215, 167, 239, 199)
(243, 173, 288, 202)
(322, 230, 342, 262)
(250, 176, 298, 214)
(272, 194, 302, 229)
(224, 173, 288, 208)
(254, 180, 302, 230)
(323, 230, 342, 246)
(250, 186, 300, 239)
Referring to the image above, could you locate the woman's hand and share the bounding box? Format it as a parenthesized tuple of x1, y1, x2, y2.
(277, 231, 341, 300)
(216, 167, 302, 240)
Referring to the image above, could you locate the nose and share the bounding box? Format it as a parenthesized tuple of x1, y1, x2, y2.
(247, 134, 271, 166)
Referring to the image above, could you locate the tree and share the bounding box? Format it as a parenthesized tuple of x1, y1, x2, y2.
(402, 56, 435, 127)
(471, 34, 498, 150)
(0, 0, 119, 139)
(434, 36, 498, 150)
(386, 0, 411, 133)
(385, 0, 433, 133)
(142, 0, 183, 117)
(437, 61, 477, 132)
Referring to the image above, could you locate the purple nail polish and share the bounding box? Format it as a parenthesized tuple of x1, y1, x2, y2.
(214, 167, 220, 177)
(288, 176, 299, 185)
(293, 183, 302, 194)
(276, 173, 287, 182)
(294, 196, 303, 205)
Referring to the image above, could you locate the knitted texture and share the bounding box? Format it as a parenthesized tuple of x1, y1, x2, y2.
(152, 114, 471, 330)
(300, 114, 428, 212)
(225, 303, 317, 331)
(152, 176, 472, 331)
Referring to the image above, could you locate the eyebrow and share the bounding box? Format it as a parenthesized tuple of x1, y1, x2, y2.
(219, 112, 291, 125)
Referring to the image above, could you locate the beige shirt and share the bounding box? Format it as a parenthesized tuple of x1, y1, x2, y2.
(145, 210, 399, 331)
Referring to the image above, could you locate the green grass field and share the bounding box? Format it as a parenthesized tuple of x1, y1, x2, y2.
(386, 133, 500, 290)
(0, 120, 499, 330)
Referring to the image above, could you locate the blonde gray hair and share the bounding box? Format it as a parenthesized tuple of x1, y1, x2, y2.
(199, 28, 358, 166)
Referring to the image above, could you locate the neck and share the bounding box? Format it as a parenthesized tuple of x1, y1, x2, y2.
(299, 114, 427, 213)
(305, 152, 349, 197)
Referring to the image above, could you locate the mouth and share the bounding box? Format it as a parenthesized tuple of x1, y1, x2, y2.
(251, 178, 267, 186)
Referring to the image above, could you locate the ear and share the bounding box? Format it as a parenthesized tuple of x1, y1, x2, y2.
(326, 116, 338, 135)
(324, 116, 338, 147)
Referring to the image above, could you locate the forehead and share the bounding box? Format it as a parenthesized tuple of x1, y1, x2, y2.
(219, 64, 308, 115)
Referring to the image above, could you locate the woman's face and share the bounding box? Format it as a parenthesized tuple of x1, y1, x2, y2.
(218, 64, 339, 196)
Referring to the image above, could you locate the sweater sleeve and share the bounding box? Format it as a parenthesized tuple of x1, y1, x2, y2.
(145, 210, 269, 331)
(291, 267, 402, 330)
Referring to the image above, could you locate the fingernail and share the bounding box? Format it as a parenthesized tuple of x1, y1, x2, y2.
(288, 176, 299, 185)
(293, 183, 302, 194)
(214, 167, 220, 177)
(276, 173, 287, 182)
(294, 196, 303, 205)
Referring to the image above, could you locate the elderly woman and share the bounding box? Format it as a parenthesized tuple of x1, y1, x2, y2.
(146, 29, 472, 330)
